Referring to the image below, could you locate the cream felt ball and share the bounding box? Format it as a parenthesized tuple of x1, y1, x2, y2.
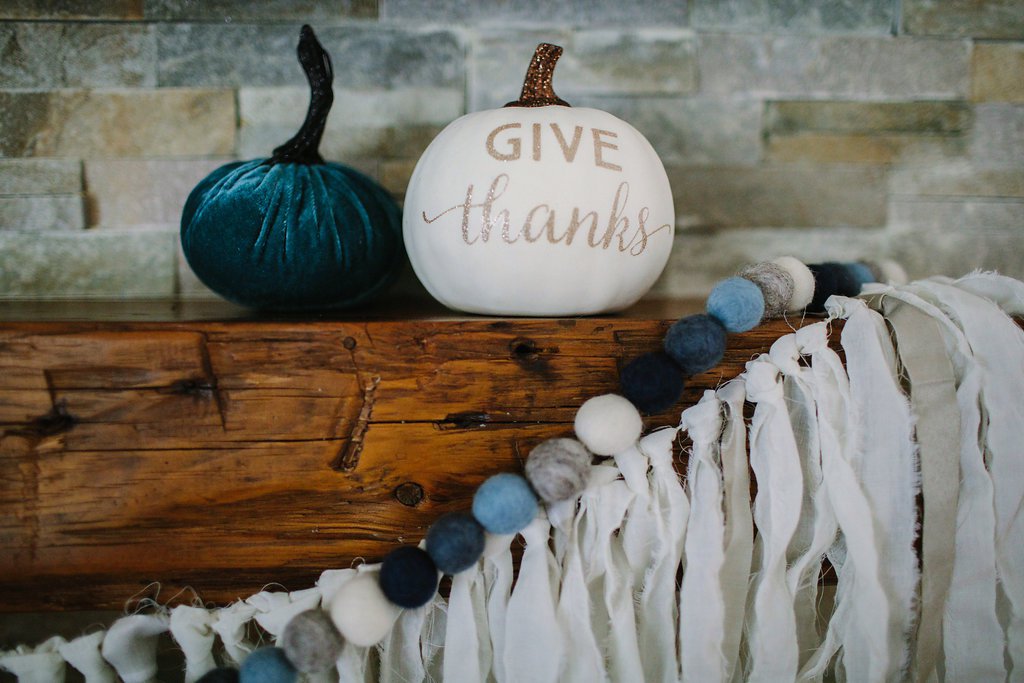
(525, 437, 592, 503)
(279, 609, 344, 674)
(574, 394, 643, 456)
(402, 43, 674, 316)
(772, 256, 815, 311)
(327, 572, 402, 648)
(878, 259, 908, 285)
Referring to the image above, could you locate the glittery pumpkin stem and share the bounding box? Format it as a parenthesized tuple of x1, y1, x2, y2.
(268, 25, 333, 166)
(505, 43, 571, 108)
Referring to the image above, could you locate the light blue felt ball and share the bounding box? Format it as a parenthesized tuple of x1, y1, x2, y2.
(706, 277, 765, 333)
(472, 473, 539, 535)
(845, 262, 875, 288)
(240, 647, 297, 683)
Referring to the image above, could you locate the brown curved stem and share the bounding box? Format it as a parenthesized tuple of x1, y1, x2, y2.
(504, 43, 571, 108)
(268, 24, 333, 166)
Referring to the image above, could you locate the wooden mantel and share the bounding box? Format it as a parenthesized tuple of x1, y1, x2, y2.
(0, 297, 827, 611)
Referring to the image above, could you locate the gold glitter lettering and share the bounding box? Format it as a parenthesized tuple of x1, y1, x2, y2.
(421, 174, 668, 256)
(532, 123, 542, 161)
(486, 123, 522, 161)
(523, 204, 555, 243)
(558, 207, 598, 246)
(594, 181, 629, 248)
(550, 123, 583, 163)
(592, 129, 621, 171)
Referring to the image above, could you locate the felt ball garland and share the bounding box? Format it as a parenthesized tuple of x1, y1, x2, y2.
(620, 256, 904, 414)
(217, 254, 904, 677)
(379, 546, 440, 609)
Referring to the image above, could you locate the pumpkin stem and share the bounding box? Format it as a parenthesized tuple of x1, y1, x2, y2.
(268, 25, 333, 165)
(505, 43, 571, 108)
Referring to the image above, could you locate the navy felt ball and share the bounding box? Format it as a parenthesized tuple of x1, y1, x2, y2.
(380, 546, 439, 608)
(180, 26, 404, 311)
(706, 276, 765, 332)
(425, 512, 485, 574)
(197, 668, 240, 683)
(808, 262, 860, 313)
(620, 351, 685, 414)
(472, 473, 539, 535)
(664, 314, 728, 376)
(239, 647, 297, 683)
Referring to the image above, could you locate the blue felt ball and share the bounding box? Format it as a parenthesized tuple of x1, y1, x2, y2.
(808, 262, 860, 313)
(620, 351, 685, 414)
(845, 262, 875, 288)
(425, 512, 485, 574)
(197, 668, 239, 683)
(706, 276, 765, 332)
(240, 648, 297, 683)
(664, 314, 728, 376)
(472, 473, 539, 535)
(379, 546, 439, 609)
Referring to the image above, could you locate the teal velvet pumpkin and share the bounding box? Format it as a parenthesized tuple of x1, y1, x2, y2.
(180, 26, 403, 310)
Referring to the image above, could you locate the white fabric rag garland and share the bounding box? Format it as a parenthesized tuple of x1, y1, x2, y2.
(3, 273, 1024, 683)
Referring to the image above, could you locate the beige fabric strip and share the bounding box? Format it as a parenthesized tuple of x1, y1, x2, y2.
(882, 297, 961, 682)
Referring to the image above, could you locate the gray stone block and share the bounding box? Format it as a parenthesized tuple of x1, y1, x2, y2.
(764, 100, 972, 163)
(667, 163, 888, 230)
(0, 195, 84, 231)
(0, 1, 141, 20)
(698, 34, 969, 98)
(0, 22, 156, 88)
(969, 104, 1024, 164)
(237, 86, 463, 161)
(84, 159, 231, 228)
(0, 90, 235, 157)
(0, 159, 82, 195)
(471, 29, 697, 110)
(903, 0, 1024, 39)
(889, 198, 1024, 233)
(157, 24, 463, 89)
(971, 43, 1024, 103)
(0, 229, 176, 298)
(382, 0, 687, 26)
(890, 164, 1024, 198)
(145, 0, 376, 21)
(692, 0, 893, 34)
(573, 95, 762, 164)
(890, 228, 1024, 281)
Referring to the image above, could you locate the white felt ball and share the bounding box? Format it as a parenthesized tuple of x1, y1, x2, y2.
(574, 394, 643, 456)
(878, 259, 908, 285)
(772, 256, 815, 312)
(327, 571, 402, 648)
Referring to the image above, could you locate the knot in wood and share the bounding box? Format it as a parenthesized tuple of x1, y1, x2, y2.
(394, 482, 425, 507)
(510, 337, 540, 362)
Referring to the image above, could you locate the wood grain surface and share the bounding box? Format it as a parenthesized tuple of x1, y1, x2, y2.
(0, 299, 832, 611)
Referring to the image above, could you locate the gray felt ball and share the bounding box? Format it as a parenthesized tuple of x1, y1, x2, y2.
(738, 262, 795, 320)
(525, 438, 592, 503)
(279, 609, 344, 674)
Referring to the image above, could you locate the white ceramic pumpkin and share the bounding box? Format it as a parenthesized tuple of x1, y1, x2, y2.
(403, 43, 675, 316)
